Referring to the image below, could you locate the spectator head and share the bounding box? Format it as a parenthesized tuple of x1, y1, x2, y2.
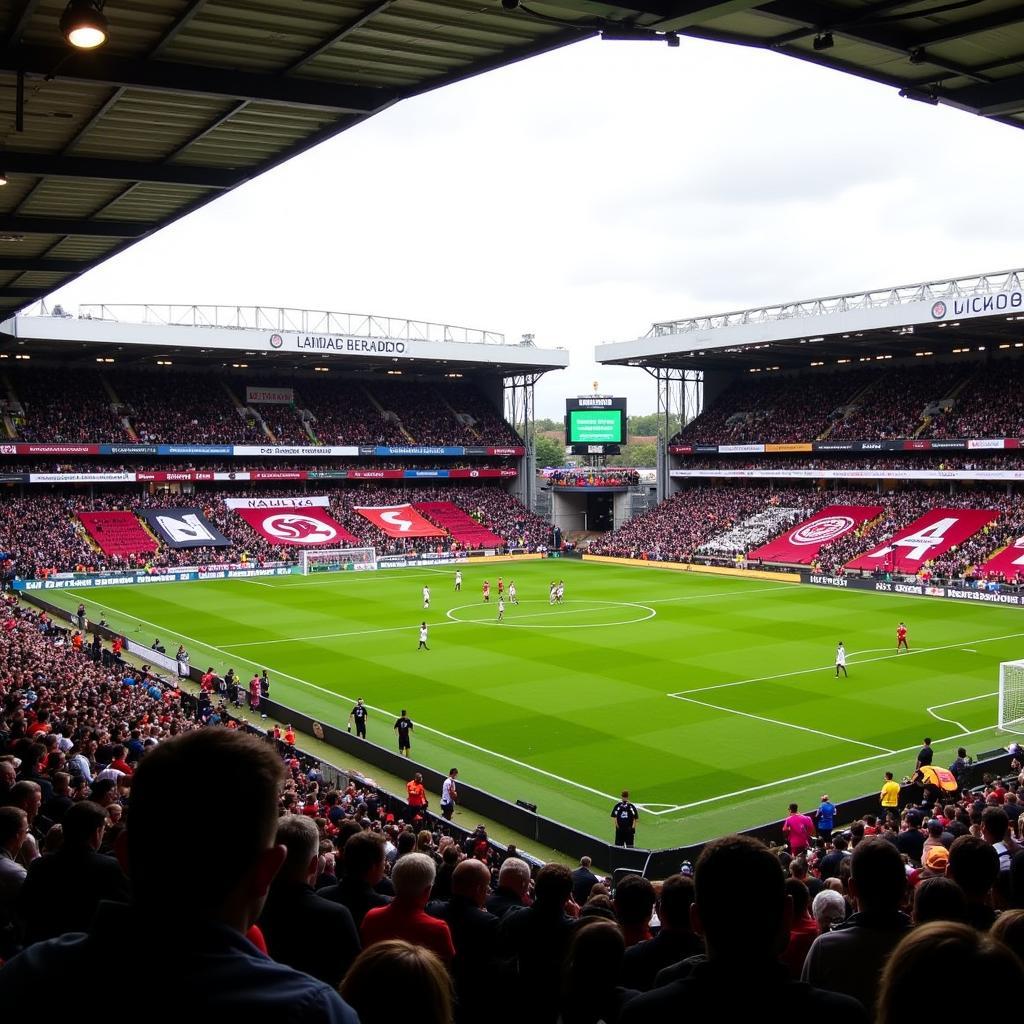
(613, 874, 656, 928)
(9, 780, 41, 820)
(692, 835, 788, 961)
(275, 814, 320, 884)
(0, 760, 15, 790)
(990, 908, 1024, 962)
(341, 940, 453, 1024)
(878, 922, 1023, 1024)
(561, 920, 627, 1008)
(451, 858, 490, 909)
(831, 834, 848, 852)
(534, 863, 573, 906)
(849, 838, 905, 913)
(657, 873, 696, 932)
(127, 729, 285, 925)
(788, 803, 798, 814)
(785, 878, 810, 919)
(981, 806, 1009, 844)
(947, 834, 1000, 903)
(89, 778, 118, 807)
(344, 830, 387, 885)
(61, 800, 106, 850)
(497, 856, 531, 897)
(0, 806, 28, 855)
(395, 831, 417, 859)
(391, 852, 436, 908)
(811, 889, 846, 931)
(913, 876, 968, 925)
(579, 856, 592, 869)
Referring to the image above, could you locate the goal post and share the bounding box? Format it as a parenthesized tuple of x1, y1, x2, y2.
(998, 660, 1024, 734)
(299, 547, 377, 575)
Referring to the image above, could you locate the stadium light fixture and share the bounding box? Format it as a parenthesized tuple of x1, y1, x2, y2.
(0, 170, 7, 186)
(1000, 344, 1011, 349)
(813, 32, 834, 51)
(61, 0, 108, 49)
(156, 360, 173, 366)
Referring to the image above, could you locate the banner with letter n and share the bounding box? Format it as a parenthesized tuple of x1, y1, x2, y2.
(845, 507, 999, 573)
(980, 539, 1024, 582)
(748, 505, 883, 564)
(354, 503, 445, 538)
(234, 505, 359, 546)
(139, 508, 231, 548)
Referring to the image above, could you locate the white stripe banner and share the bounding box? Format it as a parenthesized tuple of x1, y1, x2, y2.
(223, 495, 330, 509)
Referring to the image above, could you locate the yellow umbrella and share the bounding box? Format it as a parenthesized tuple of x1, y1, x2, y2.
(919, 765, 959, 792)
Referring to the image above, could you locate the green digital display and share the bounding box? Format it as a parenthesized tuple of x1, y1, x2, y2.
(568, 409, 625, 444)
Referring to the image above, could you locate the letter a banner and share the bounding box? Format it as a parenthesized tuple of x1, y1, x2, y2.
(234, 506, 359, 546)
(844, 508, 999, 573)
(354, 503, 444, 538)
(980, 538, 1024, 582)
(140, 507, 231, 548)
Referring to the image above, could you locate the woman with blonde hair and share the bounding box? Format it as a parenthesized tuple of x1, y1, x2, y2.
(341, 940, 453, 1024)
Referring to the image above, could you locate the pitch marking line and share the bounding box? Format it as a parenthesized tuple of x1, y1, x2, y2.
(68, 594, 623, 806)
(637, 803, 686, 816)
(667, 692, 894, 754)
(668, 631, 1024, 698)
(927, 691, 998, 733)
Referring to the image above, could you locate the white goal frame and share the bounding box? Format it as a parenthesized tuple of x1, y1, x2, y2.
(998, 660, 1024, 734)
(299, 547, 377, 575)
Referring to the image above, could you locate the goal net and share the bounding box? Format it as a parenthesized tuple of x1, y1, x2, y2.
(300, 547, 377, 575)
(998, 660, 1024, 734)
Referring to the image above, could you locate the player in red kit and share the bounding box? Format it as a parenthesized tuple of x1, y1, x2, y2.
(482, 580, 490, 602)
(497, 577, 504, 596)
(897, 621, 909, 652)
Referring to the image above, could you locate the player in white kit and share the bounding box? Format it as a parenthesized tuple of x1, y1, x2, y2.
(835, 642, 847, 678)
(422, 585, 430, 609)
(454, 570, 462, 591)
(497, 596, 505, 622)
(508, 580, 518, 605)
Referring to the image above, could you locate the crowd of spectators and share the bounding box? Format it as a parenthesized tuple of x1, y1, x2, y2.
(674, 453, 1024, 474)
(0, 484, 552, 578)
(6, 596, 1024, 1022)
(672, 358, 1024, 446)
(544, 469, 641, 488)
(5, 369, 523, 449)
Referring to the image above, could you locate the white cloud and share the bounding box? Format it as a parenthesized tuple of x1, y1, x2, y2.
(41, 34, 1024, 417)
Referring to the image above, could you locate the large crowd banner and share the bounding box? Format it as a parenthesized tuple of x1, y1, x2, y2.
(845, 508, 999, 573)
(980, 539, 1024, 582)
(747, 505, 884, 564)
(139, 507, 231, 548)
(234, 505, 358, 546)
(354, 503, 445, 538)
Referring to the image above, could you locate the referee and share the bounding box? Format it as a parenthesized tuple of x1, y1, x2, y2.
(348, 698, 368, 739)
(611, 789, 640, 848)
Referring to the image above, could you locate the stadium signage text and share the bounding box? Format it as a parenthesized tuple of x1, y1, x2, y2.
(669, 437, 1021, 455)
(14, 566, 295, 590)
(0, 443, 524, 459)
(672, 469, 1024, 481)
(803, 573, 1024, 606)
(291, 334, 407, 355)
(931, 290, 1024, 320)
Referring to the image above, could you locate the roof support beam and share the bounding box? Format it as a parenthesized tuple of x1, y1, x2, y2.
(1, 45, 396, 113)
(0, 257, 87, 272)
(944, 75, 1024, 117)
(0, 216, 146, 237)
(2, 152, 235, 188)
(285, 0, 398, 74)
(918, 8, 1024, 47)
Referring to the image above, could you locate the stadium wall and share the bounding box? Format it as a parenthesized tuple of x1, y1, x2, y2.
(23, 591, 1016, 874)
(584, 553, 801, 584)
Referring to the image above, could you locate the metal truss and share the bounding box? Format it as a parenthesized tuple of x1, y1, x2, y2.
(646, 366, 701, 502)
(504, 372, 541, 513)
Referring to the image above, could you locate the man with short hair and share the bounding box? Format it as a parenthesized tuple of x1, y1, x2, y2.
(428, 858, 499, 1022)
(620, 837, 864, 1024)
(947, 833, 1000, 930)
(0, 807, 28, 958)
(500, 863, 579, 1024)
(816, 795, 836, 846)
(486, 856, 531, 919)
(440, 768, 459, 821)
(360, 851, 455, 964)
(981, 806, 1014, 870)
(621, 873, 702, 991)
(611, 790, 640, 848)
(915, 737, 934, 771)
(801, 838, 910, 1012)
(572, 855, 600, 906)
(320, 830, 392, 927)
(783, 803, 815, 856)
(880, 772, 900, 817)
(259, 815, 360, 987)
(0, 729, 359, 1023)
(614, 874, 657, 946)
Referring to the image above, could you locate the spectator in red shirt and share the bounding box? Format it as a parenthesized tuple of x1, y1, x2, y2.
(361, 852, 455, 965)
(108, 745, 134, 777)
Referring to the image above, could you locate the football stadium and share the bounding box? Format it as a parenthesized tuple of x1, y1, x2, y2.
(5, 0, 1024, 1018)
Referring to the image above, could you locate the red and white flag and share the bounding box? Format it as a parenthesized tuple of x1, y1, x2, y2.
(354, 503, 444, 538)
(234, 506, 358, 546)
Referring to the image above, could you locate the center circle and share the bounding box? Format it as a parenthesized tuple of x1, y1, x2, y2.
(445, 598, 656, 629)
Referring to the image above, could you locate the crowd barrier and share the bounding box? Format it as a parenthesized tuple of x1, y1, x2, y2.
(21, 591, 1018, 878)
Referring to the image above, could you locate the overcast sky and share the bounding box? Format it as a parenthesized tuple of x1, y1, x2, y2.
(40, 34, 1024, 418)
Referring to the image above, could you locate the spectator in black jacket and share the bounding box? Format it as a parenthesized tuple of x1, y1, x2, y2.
(259, 815, 361, 987)
(486, 856, 531, 919)
(321, 829, 392, 927)
(621, 836, 866, 1024)
(571, 856, 600, 906)
(620, 874, 702, 991)
(17, 800, 129, 944)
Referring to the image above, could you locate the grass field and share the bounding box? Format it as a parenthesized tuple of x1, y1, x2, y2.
(41, 559, 1024, 849)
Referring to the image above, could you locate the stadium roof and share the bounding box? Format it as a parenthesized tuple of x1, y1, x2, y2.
(1, 1, 1020, 326)
(0, 303, 569, 376)
(596, 267, 1024, 371)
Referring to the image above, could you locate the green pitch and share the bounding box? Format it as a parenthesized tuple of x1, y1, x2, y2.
(43, 561, 1024, 849)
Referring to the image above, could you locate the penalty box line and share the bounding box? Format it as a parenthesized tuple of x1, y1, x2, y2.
(667, 692, 894, 754)
(668, 630, 1024, 699)
(71, 594, 624, 808)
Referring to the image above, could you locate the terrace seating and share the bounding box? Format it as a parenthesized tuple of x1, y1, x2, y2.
(414, 502, 505, 549)
(77, 512, 160, 560)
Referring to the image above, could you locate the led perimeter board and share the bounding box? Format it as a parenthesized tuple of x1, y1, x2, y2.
(565, 396, 627, 446)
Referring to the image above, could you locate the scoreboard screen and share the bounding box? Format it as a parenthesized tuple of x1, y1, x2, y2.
(565, 397, 627, 445)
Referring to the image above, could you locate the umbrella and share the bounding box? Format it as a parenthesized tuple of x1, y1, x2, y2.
(918, 765, 959, 792)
